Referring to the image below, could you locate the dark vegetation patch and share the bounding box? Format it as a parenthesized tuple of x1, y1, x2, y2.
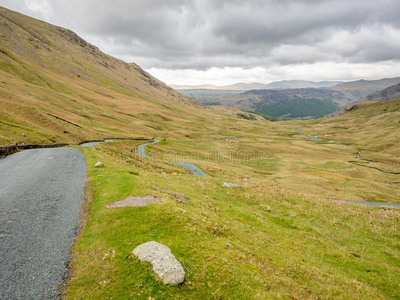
(237, 113, 257, 120)
(255, 98, 339, 119)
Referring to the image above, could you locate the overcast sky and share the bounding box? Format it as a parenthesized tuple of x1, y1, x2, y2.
(1, 0, 400, 85)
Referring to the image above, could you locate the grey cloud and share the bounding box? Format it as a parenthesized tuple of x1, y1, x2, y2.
(1, 0, 400, 72)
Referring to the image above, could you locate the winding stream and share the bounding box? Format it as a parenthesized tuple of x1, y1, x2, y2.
(296, 127, 321, 141)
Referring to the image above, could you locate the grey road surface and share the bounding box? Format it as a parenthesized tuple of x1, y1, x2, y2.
(0, 148, 86, 299)
(138, 139, 161, 157)
(171, 161, 209, 177)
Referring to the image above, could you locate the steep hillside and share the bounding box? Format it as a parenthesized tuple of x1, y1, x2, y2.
(365, 83, 400, 103)
(0, 7, 216, 146)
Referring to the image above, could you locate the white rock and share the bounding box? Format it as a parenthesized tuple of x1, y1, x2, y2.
(223, 182, 243, 188)
(94, 161, 105, 167)
(132, 241, 185, 285)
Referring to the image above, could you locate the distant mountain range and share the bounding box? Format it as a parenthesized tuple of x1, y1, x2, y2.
(171, 80, 343, 91)
(176, 77, 400, 119)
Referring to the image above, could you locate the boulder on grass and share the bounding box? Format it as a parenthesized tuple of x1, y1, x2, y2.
(94, 161, 105, 168)
(132, 241, 185, 285)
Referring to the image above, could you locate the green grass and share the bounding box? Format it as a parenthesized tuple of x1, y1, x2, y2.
(65, 141, 400, 299)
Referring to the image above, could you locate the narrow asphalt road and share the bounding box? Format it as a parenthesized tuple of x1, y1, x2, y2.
(138, 139, 161, 157)
(138, 140, 209, 176)
(0, 147, 86, 299)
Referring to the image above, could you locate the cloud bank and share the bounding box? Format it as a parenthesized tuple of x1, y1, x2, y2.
(2, 0, 400, 84)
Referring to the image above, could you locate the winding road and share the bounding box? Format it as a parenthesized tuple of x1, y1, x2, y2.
(138, 139, 208, 176)
(0, 148, 86, 299)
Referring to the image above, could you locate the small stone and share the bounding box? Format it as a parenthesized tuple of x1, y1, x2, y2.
(95, 162, 105, 168)
(222, 182, 243, 188)
(132, 241, 185, 285)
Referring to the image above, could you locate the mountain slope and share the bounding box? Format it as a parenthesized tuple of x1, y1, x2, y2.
(265, 80, 342, 89)
(365, 83, 400, 103)
(328, 77, 400, 101)
(0, 6, 214, 145)
(205, 88, 344, 119)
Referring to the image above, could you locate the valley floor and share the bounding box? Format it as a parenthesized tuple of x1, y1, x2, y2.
(64, 111, 400, 299)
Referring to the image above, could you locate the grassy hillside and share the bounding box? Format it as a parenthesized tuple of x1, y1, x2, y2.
(65, 140, 400, 299)
(0, 6, 220, 146)
(307, 98, 400, 157)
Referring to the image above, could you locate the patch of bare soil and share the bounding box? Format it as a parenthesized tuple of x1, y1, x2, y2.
(106, 195, 162, 208)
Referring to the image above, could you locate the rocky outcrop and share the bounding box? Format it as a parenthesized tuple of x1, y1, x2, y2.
(132, 241, 185, 285)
